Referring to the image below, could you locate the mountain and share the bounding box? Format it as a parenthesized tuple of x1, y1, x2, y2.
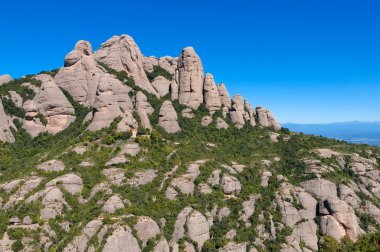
(0, 34, 379, 252)
(283, 121, 380, 146)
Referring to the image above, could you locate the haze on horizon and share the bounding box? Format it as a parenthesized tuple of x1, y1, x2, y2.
(1, 0, 379, 124)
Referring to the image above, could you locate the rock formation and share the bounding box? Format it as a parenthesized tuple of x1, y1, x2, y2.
(203, 73, 221, 114)
(0, 98, 15, 143)
(177, 47, 204, 109)
(0, 74, 12, 86)
(158, 101, 180, 133)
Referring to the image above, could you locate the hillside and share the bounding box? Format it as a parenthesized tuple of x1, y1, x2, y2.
(0, 35, 379, 252)
(283, 122, 380, 146)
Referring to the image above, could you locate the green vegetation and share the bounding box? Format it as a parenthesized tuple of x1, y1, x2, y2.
(146, 65, 173, 81)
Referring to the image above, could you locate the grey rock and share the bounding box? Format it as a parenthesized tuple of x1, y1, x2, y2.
(177, 47, 204, 109)
(158, 101, 180, 133)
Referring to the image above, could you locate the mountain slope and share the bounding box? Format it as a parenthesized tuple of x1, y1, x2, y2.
(0, 35, 379, 252)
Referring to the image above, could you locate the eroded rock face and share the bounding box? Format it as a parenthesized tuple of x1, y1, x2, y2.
(152, 76, 171, 97)
(216, 117, 229, 129)
(218, 84, 231, 108)
(103, 226, 141, 252)
(186, 210, 210, 249)
(177, 47, 204, 109)
(95, 34, 158, 97)
(158, 101, 180, 133)
(33, 75, 76, 134)
(45, 173, 83, 195)
(221, 174, 241, 195)
(37, 160, 65, 172)
(55, 40, 102, 107)
(320, 196, 364, 241)
(0, 98, 15, 143)
(88, 73, 135, 131)
(0, 74, 12, 86)
(134, 217, 160, 246)
(203, 73, 221, 114)
(301, 178, 337, 199)
(102, 195, 125, 213)
(158, 56, 178, 75)
(256, 106, 281, 130)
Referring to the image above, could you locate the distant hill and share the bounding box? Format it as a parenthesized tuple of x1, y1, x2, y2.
(283, 121, 380, 146)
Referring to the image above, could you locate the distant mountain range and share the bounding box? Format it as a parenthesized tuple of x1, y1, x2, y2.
(283, 121, 380, 146)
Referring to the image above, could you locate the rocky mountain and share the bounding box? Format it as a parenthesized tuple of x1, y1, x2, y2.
(0, 34, 379, 252)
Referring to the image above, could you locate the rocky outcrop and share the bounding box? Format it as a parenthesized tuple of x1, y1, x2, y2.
(135, 91, 154, 130)
(203, 73, 221, 114)
(22, 100, 46, 137)
(256, 106, 281, 130)
(33, 74, 76, 134)
(177, 47, 204, 109)
(151, 76, 171, 97)
(0, 74, 12, 86)
(320, 196, 364, 241)
(221, 174, 241, 195)
(0, 98, 15, 143)
(103, 226, 141, 252)
(158, 101, 180, 133)
(88, 73, 135, 131)
(134, 217, 160, 246)
(95, 34, 158, 97)
(216, 117, 229, 129)
(301, 178, 337, 199)
(37, 160, 65, 172)
(218, 83, 231, 108)
(158, 56, 178, 74)
(187, 210, 210, 249)
(55, 40, 102, 107)
(102, 195, 125, 213)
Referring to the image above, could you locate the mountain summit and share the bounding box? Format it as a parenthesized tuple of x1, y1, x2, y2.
(0, 35, 379, 252)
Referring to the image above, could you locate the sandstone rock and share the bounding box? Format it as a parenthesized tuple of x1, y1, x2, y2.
(230, 108, 245, 129)
(55, 40, 101, 107)
(102, 168, 125, 186)
(88, 73, 135, 131)
(173, 206, 193, 242)
(134, 216, 160, 246)
(152, 76, 171, 97)
(216, 117, 229, 129)
(95, 34, 158, 97)
(135, 91, 154, 115)
(208, 170, 221, 186)
(244, 99, 257, 127)
(201, 116, 213, 127)
(239, 195, 260, 223)
(22, 100, 46, 137)
(198, 183, 213, 194)
(103, 226, 141, 252)
(218, 83, 231, 108)
(221, 174, 241, 195)
(218, 207, 231, 220)
(204, 73, 221, 114)
(0, 74, 12, 86)
(158, 56, 178, 74)
(181, 108, 195, 118)
(33, 75, 76, 134)
(187, 210, 210, 249)
(219, 242, 247, 252)
(261, 171, 272, 187)
(121, 143, 141, 156)
(158, 101, 180, 133)
(40, 187, 67, 220)
(45, 173, 83, 195)
(127, 169, 157, 187)
(142, 56, 154, 73)
(3, 176, 43, 209)
(286, 220, 318, 251)
(256, 106, 281, 130)
(0, 98, 15, 143)
(177, 47, 204, 109)
(301, 178, 337, 199)
(102, 195, 125, 213)
(37, 160, 65, 172)
(165, 187, 178, 200)
(153, 238, 170, 252)
(321, 196, 364, 241)
(8, 91, 23, 107)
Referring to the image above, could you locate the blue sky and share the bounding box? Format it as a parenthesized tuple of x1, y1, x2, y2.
(1, 0, 379, 123)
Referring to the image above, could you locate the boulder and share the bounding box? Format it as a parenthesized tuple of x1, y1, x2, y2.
(153, 238, 170, 252)
(127, 169, 157, 187)
(256, 106, 281, 130)
(203, 73, 221, 114)
(102, 195, 125, 213)
(95, 34, 159, 97)
(221, 174, 241, 195)
(158, 101, 180, 133)
(103, 226, 141, 252)
(301, 178, 337, 199)
(102, 168, 125, 186)
(0, 74, 12, 86)
(216, 117, 229, 129)
(55, 40, 102, 107)
(37, 160, 65, 172)
(186, 210, 210, 249)
(218, 83, 231, 108)
(0, 98, 15, 143)
(230, 108, 245, 129)
(151, 76, 171, 97)
(88, 73, 135, 131)
(45, 173, 83, 195)
(201, 116, 213, 127)
(177, 47, 204, 109)
(181, 108, 195, 118)
(134, 216, 160, 246)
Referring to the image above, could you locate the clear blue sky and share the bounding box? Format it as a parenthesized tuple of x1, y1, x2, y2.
(1, 0, 379, 123)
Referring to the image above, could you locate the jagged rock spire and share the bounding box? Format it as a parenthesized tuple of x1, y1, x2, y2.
(203, 73, 221, 114)
(177, 47, 204, 109)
